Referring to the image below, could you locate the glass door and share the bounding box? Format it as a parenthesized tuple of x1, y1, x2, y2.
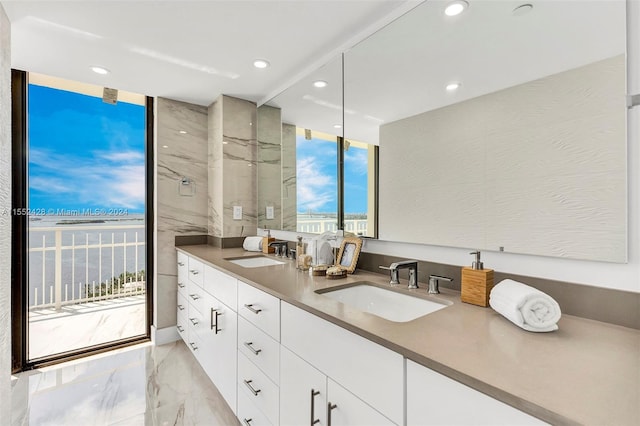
(23, 73, 151, 362)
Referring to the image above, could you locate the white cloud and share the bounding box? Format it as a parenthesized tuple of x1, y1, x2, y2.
(344, 148, 368, 176)
(297, 157, 335, 211)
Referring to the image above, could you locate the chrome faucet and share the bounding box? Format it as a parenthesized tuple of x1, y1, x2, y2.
(380, 260, 419, 289)
(269, 241, 288, 258)
(428, 275, 453, 294)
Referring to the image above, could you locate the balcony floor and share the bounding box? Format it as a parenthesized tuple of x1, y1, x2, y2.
(28, 296, 146, 360)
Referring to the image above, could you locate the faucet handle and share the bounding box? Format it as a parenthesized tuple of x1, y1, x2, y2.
(428, 275, 453, 294)
(379, 265, 400, 285)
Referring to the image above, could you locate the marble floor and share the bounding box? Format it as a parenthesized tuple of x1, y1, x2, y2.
(11, 341, 239, 426)
(28, 296, 146, 359)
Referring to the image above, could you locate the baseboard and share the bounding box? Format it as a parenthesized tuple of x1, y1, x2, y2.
(151, 325, 180, 345)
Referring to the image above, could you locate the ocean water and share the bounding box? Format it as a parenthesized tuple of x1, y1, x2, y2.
(28, 215, 147, 306)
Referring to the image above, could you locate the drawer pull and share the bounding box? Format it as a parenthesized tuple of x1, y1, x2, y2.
(190, 269, 199, 275)
(242, 419, 252, 426)
(310, 389, 320, 425)
(177, 325, 184, 333)
(189, 294, 200, 300)
(189, 318, 199, 325)
(243, 379, 261, 396)
(189, 342, 198, 351)
(211, 308, 222, 334)
(178, 261, 185, 266)
(244, 304, 262, 314)
(177, 304, 185, 311)
(327, 402, 337, 426)
(244, 341, 262, 356)
(177, 282, 185, 288)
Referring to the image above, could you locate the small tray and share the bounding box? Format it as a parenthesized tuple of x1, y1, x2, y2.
(326, 267, 347, 280)
(311, 265, 328, 276)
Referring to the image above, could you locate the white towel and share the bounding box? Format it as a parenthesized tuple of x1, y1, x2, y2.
(489, 279, 561, 332)
(242, 236, 263, 252)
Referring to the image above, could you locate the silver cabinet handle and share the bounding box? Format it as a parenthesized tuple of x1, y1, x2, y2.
(189, 318, 198, 325)
(327, 402, 337, 426)
(244, 303, 262, 314)
(242, 419, 252, 426)
(310, 389, 320, 425)
(244, 341, 261, 356)
(243, 379, 261, 396)
(178, 261, 185, 266)
(177, 325, 184, 333)
(177, 304, 185, 311)
(178, 282, 185, 288)
(189, 342, 198, 351)
(190, 269, 199, 275)
(211, 308, 221, 334)
(190, 294, 200, 300)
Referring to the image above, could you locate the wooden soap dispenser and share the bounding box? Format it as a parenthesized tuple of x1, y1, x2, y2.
(461, 251, 494, 307)
(262, 229, 275, 254)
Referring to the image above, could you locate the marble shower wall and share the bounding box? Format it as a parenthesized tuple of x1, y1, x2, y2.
(257, 105, 282, 229)
(282, 123, 297, 231)
(208, 95, 257, 238)
(0, 4, 11, 418)
(156, 98, 208, 330)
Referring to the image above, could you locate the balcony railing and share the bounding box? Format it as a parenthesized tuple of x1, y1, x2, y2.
(28, 225, 146, 311)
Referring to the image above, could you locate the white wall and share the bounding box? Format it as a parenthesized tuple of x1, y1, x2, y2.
(0, 2, 11, 419)
(267, 1, 640, 295)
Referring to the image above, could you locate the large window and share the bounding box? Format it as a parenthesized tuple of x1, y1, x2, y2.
(12, 71, 153, 369)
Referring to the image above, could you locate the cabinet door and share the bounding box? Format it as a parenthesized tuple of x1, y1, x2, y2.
(280, 346, 327, 426)
(327, 379, 395, 426)
(199, 294, 238, 415)
(406, 360, 547, 425)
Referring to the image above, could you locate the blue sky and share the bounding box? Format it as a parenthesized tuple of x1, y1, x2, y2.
(28, 84, 146, 213)
(296, 135, 368, 214)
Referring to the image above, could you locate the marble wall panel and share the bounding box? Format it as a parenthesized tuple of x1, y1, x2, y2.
(0, 5, 10, 419)
(208, 99, 223, 236)
(282, 123, 297, 231)
(155, 98, 208, 330)
(257, 105, 282, 229)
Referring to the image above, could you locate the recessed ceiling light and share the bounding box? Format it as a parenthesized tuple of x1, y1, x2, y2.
(313, 80, 328, 88)
(223, 141, 229, 145)
(444, 1, 468, 16)
(333, 124, 342, 129)
(90, 66, 110, 75)
(162, 145, 169, 149)
(446, 82, 462, 91)
(179, 130, 187, 134)
(513, 4, 533, 16)
(253, 59, 270, 69)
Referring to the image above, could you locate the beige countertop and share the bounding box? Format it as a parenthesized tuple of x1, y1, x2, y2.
(177, 245, 640, 426)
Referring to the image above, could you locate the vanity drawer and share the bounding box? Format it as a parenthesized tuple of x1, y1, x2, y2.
(237, 386, 273, 426)
(238, 352, 279, 425)
(185, 323, 203, 356)
(186, 283, 206, 317)
(177, 252, 188, 289)
(238, 316, 280, 384)
(176, 309, 188, 343)
(238, 281, 280, 341)
(188, 256, 204, 288)
(204, 264, 237, 310)
(177, 291, 188, 316)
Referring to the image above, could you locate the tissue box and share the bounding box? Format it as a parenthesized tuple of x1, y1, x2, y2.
(461, 267, 494, 307)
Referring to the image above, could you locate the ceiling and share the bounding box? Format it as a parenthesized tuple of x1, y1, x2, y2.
(1, 0, 409, 106)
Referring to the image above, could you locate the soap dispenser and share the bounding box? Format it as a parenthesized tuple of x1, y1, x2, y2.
(461, 251, 494, 307)
(262, 229, 275, 254)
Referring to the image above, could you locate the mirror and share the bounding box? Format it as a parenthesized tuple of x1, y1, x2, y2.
(342, 0, 627, 262)
(257, 56, 342, 233)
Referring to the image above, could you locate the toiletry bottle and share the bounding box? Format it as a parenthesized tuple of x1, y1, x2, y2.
(262, 229, 275, 254)
(461, 251, 494, 307)
(296, 236, 305, 269)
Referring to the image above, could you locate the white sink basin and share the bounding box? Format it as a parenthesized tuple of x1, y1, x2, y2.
(226, 256, 285, 268)
(318, 283, 450, 322)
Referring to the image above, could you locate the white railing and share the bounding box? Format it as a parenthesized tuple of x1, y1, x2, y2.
(28, 225, 146, 311)
(297, 218, 369, 235)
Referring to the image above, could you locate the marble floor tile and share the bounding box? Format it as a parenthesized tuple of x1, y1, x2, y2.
(11, 342, 239, 426)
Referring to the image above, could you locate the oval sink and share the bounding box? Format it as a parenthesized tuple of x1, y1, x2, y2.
(226, 255, 285, 268)
(317, 282, 451, 322)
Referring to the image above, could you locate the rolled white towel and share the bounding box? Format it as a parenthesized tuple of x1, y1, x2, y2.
(242, 236, 263, 252)
(489, 279, 561, 332)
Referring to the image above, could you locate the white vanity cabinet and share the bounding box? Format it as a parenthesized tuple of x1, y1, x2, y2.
(281, 302, 402, 425)
(280, 346, 394, 426)
(406, 360, 547, 425)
